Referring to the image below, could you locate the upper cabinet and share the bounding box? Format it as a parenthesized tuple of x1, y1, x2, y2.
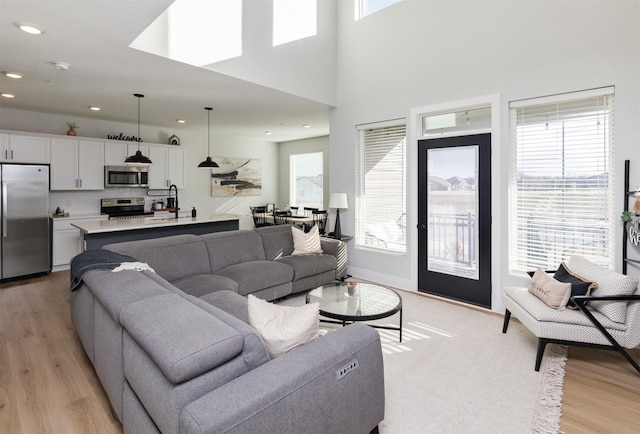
(104, 142, 150, 166)
(148, 146, 185, 189)
(1, 134, 50, 163)
(51, 138, 104, 190)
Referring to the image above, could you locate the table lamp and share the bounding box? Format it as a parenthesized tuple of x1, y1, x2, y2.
(329, 193, 348, 239)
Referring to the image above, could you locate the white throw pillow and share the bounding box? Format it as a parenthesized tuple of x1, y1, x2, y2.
(291, 225, 323, 255)
(247, 294, 320, 357)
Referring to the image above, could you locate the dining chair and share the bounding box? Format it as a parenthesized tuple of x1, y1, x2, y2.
(273, 210, 290, 225)
(303, 206, 319, 216)
(312, 209, 328, 235)
(250, 206, 272, 228)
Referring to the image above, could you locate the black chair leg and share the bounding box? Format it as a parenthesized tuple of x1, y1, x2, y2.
(535, 338, 549, 371)
(370, 426, 380, 434)
(502, 309, 511, 333)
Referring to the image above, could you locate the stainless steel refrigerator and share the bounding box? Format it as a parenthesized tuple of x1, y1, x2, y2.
(1, 164, 50, 280)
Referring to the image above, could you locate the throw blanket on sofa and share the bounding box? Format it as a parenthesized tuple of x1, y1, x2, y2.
(70, 250, 153, 292)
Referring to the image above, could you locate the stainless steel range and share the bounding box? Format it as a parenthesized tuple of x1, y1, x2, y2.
(101, 197, 154, 220)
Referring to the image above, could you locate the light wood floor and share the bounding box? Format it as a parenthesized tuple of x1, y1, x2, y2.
(1, 271, 638, 433)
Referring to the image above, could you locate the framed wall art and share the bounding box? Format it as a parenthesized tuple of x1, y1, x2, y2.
(210, 157, 262, 196)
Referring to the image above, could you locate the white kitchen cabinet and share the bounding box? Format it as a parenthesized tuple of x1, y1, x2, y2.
(52, 215, 108, 270)
(50, 138, 104, 190)
(104, 142, 128, 165)
(1, 134, 50, 163)
(105, 142, 151, 166)
(148, 146, 185, 189)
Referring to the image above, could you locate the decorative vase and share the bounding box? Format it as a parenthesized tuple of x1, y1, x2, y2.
(67, 129, 77, 136)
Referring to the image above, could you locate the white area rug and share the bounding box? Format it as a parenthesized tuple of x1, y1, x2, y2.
(279, 288, 567, 434)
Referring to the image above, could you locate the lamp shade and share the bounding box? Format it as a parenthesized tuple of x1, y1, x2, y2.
(329, 193, 348, 209)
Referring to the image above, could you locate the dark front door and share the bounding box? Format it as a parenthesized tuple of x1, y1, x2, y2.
(417, 133, 492, 308)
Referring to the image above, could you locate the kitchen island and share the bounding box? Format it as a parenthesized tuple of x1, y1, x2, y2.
(72, 214, 240, 250)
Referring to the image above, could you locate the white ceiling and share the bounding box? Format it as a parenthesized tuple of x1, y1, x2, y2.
(0, 0, 331, 142)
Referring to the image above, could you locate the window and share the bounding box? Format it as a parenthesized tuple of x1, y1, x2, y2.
(356, 120, 406, 253)
(290, 152, 323, 209)
(356, 0, 402, 19)
(509, 88, 615, 273)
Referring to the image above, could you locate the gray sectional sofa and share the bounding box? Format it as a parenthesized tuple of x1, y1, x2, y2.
(70, 224, 385, 433)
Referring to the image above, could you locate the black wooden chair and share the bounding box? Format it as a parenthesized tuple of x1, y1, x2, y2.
(312, 209, 328, 235)
(250, 206, 272, 228)
(273, 210, 290, 225)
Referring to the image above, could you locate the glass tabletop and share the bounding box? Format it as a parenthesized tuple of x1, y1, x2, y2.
(306, 282, 402, 322)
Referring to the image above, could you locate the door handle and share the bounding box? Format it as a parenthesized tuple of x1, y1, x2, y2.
(417, 223, 427, 230)
(2, 181, 7, 237)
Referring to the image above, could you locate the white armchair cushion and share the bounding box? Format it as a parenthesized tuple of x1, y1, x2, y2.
(568, 256, 639, 324)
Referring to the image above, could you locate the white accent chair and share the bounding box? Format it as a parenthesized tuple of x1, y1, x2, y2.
(502, 256, 640, 373)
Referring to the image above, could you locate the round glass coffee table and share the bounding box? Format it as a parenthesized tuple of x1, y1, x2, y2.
(306, 282, 403, 341)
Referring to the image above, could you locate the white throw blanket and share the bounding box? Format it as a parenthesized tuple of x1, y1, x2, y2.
(111, 262, 155, 273)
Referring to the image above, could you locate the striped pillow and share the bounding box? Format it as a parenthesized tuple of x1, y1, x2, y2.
(291, 225, 323, 255)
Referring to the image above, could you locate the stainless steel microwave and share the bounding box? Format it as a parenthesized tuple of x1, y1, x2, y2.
(104, 166, 149, 188)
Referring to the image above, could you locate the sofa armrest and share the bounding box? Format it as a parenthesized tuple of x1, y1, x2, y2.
(179, 323, 384, 434)
(320, 238, 347, 279)
(121, 293, 244, 384)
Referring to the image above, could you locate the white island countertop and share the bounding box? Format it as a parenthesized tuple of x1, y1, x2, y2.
(71, 214, 241, 234)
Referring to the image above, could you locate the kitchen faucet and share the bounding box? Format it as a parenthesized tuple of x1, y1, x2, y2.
(169, 184, 178, 219)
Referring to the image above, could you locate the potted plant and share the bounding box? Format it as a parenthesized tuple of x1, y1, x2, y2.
(66, 122, 78, 136)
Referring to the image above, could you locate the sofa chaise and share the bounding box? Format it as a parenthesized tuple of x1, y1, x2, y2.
(70, 224, 385, 433)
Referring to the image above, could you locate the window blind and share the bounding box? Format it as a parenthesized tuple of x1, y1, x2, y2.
(509, 89, 615, 273)
(356, 121, 406, 253)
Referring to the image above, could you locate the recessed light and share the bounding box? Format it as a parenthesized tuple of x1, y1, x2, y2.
(302, 124, 311, 128)
(53, 62, 70, 71)
(1, 93, 16, 98)
(16, 23, 44, 35)
(89, 106, 101, 111)
(177, 119, 186, 124)
(265, 131, 272, 135)
(3, 72, 23, 79)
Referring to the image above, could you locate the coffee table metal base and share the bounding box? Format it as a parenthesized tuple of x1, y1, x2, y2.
(306, 282, 403, 342)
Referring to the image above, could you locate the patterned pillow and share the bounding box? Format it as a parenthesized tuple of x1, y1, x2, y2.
(528, 268, 572, 310)
(567, 256, 639, 323)
(553, 262, 597, 309)
(291, 225, 323, 255)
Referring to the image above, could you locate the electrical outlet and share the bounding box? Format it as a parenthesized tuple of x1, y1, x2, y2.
(335, 359, 359, 380)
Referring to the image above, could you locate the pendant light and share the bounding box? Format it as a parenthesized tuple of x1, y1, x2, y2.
(125, 93, 152, 165)
(197, 106, 219, 168)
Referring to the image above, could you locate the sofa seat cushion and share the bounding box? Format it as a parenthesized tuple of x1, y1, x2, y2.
(216, 261, 294, 296)
(200, 290, 249, 324)
(504, 286, 627, 332)
(121, 293, 245, 384)
(276, 254, 337, 281)
(172, 274, 239, 297)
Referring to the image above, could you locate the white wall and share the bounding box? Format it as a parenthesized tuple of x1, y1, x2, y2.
(278, 135, 330, 209)
(0, 107, 280, 227)
(331, 0, 640, 310)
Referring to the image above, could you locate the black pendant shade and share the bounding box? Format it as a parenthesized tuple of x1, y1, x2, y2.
(125, 93, 152, 165)
(198, 106, 219, 168)
(125, 149, 153, 165)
